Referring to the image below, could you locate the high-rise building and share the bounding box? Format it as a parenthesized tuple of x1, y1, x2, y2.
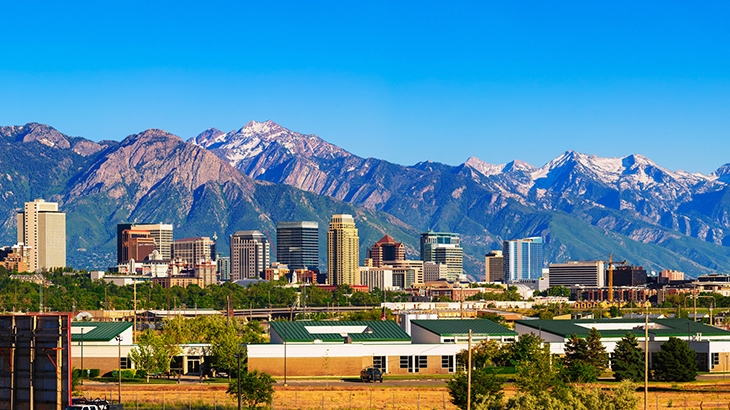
(171, 236, 216, 266)
(503, 237, 544, 282)
(327, 214, 359, 286)
(548, 260, 605, 288)
(132, 223, 174, 260)
(276, 221, 319, 270)
(120, 229, 156, 263)
(217, 255, 231, 281)
(423, 261, 448, 282)
(117, 222, 174, 262)
(485, 250, 505, 283)
(17, 199, 66, 271)
(367, 235, 405, 267)
(230, 230, 270, 281)
(420, 231, 462, 281)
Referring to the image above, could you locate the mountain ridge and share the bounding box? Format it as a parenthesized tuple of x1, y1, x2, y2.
(2, 120, 730, 277)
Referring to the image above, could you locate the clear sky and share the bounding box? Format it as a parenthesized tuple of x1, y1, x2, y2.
(1, 1, 729, 173)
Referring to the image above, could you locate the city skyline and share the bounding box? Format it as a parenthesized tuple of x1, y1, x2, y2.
(1, 3, 730, 173)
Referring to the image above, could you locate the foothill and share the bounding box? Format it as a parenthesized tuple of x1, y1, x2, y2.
(3, 198, 730, 410)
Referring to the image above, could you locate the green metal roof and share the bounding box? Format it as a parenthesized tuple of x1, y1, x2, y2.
(515, 318, 730, 339)
(71, 322, 132, 342)
(270, 320, 411, 343)
(410, 319, 517, 337)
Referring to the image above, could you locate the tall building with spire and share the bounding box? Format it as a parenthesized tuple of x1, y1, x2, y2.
(327, 214, 359, 285)
(17, 199, 66, 271)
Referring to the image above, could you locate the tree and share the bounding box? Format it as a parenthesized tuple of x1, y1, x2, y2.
(563, 328, 608, 382)
(653, 337, 697, 382)
(611, 332, 645, 382)
(129, 329, 179, 381)
(456, 339, 507, 369)
(507, 381, 639, 410)
(515, 344, 563, 396)
(227, 370, 275, 409)
(447, 368, 504, 410)
(508, 332, 543, 367)
(547, 286, 571, 298)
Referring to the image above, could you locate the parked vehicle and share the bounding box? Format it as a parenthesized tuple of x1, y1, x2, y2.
(66, 405, 99, 410)
(360, 367, 383, 383)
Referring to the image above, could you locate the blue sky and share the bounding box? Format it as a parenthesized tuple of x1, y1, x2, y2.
(1, 2, 729, 173)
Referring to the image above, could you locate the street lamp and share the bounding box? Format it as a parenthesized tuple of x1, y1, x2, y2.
(115, 335, 123, 404)
(283, 323, 288, 386)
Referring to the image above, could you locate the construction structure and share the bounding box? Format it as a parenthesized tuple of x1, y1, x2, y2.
(0, 314, 72, 409)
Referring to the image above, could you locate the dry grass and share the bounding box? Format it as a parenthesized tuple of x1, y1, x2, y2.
(76, 381, 730, 410)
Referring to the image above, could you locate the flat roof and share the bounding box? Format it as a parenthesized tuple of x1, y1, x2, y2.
(515, 318, 730, 339)
(270, 320, 411, 343)
(71, 321, 132, 342)
(410, 319, 518, 337)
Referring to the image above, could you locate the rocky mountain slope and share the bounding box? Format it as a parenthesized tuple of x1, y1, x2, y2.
(191, 120, 730, 277)
(0, 124, 419, 270)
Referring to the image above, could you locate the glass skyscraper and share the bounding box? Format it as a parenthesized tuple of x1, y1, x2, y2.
(276, 221, 319, 270)
(503, 237, 544, 282)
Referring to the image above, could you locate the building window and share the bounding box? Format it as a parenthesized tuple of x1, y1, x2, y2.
(696, 353, 709, 372)
(400, 356, 410, 369)
(373, 356, 386, 371)
(441, 355, 454, 373)
(417, 356, 428, 370)
(713, 353, 720, 367)
(120, 357, 132, 369)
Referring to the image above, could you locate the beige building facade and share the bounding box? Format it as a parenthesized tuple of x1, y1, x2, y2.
(327, 214, 359, 286)
(17, 199, 66, 271)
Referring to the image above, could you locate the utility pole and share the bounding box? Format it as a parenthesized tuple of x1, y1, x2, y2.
(467, 329, 472, 410)
(644, 303, 649, 410)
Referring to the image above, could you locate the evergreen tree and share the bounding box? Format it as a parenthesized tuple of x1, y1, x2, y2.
(563, 328, 608, 382)
(654, 337, 698, 382)
(611, 332, 645, 382)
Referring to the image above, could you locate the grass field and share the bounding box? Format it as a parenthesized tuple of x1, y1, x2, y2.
(76, 380, 730, 409)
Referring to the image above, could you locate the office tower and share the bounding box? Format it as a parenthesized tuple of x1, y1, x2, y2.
(276, 221, 319, 270)
(17, 199, 66, 271)
(423, 261, 448, 282)
(327, 214, 359, 286)
(172, 236, 216, 266)
(117, 222, 174, 262)
(420, 231, 463, 281)
(503, 237, 544, 282)
(132, 223, 174, 260)
(613, 265, 647, 287)
(548, 260, 605, 288)
(116, 223, 133, 263)
(485, 250, 505, 282)
(230, 230, 270, 281)
(217, 255, 230, 281)
(120, 229, 156, 263)
(367, 235, 405, 267)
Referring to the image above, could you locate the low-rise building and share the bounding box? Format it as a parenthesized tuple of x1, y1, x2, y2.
(247, 319, 516, 376)
(515, 318, 730, 372)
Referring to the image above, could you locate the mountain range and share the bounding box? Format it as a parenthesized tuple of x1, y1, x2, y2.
(3, 120, 730, 278)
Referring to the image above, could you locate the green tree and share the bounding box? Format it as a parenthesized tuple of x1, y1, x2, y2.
(611, 332, 645, 382)
(227, 370, 275, 409)
(563, 328, 608, 382)
(456, 339, 507, 369)
(547, 286, 571, 298)
(506, 381, 639, 410)
(515, 344, 563, 396)
(447, 368, 504, 410)
(129, 329, 179, 379)
(653, 337, 697, 382)
(508, 332, 543, 367)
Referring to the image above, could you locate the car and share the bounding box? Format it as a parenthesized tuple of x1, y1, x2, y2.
(360, 367, 383, 383)
(66, 405, 99, 410)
